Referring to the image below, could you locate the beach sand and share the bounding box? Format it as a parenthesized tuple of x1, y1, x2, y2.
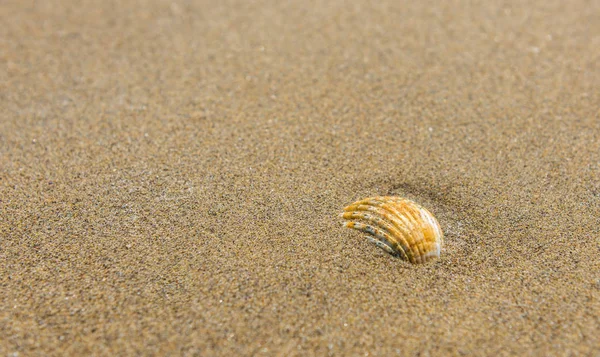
(1, 0, 599, 355)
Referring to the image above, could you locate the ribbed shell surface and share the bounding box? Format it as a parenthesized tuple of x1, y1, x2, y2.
(341, 196, 444, 264)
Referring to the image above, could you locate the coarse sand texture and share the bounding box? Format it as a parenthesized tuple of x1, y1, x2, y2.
(1, 0, 599, 356)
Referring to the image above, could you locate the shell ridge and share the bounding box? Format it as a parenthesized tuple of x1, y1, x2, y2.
(422, 207, 444, 244)
(342, 210, 410, 261)
(381, 201, 426, 263)
(398, 203, 430, 263)
(354, 200, 417, 263)
(344, 221, 409, 261)
(417, 206, 444, 260)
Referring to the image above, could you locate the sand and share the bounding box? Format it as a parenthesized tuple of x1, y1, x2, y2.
(1, 0, 599, 355)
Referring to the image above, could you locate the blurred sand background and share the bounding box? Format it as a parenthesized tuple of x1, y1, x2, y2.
(1, 0, 599, 355)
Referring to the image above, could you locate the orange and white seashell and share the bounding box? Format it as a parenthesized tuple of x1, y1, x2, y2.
(341, 196, 443, 264)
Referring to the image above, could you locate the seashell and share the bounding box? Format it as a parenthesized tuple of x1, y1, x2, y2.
(341, 196, 443, 264)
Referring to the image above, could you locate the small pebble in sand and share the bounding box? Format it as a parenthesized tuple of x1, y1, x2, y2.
(341, 196, 444, 264)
